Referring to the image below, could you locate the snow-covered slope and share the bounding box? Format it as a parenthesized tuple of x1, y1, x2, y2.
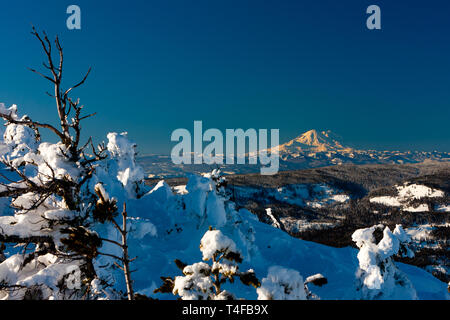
(108, 174, 448, 300)
(0, 103, 448, 300)
(2, 149, 447, 299)
(87, 167, 449, 300)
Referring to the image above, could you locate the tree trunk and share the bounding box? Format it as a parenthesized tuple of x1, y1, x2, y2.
(121, 203, 134, 300)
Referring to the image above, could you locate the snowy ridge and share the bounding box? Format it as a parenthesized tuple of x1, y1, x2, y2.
(275, 129, 450, 165)
(138, 129, 450, 178)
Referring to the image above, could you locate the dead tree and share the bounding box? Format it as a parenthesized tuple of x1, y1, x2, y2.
(1, 27, 96, 158)
(0, 27, 106, 297)
(98, 203, 136, 300)
(0, 26, 105, 208)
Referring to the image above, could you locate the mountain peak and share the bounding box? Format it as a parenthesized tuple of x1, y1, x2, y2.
(296, 130, 322, 146)
(279, 129, 349, 154)
(294, 129, 344, 147)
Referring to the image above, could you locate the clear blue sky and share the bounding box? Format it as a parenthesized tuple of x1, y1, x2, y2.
(0, 0, 449, 154)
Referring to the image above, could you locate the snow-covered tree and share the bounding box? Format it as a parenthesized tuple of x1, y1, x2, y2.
(155, 228, 260, 300)
(0, 27, 141, 300)
(93, 184, 136, 300)
(257, 266, 307, 300)
(0, 27, 106, 299)
(352, 224, 417, 300)
(256, 266, 326, 300)
(183, 169, 229, 228)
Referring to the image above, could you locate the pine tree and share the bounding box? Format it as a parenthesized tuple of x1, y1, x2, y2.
(155, 228, 260, 300)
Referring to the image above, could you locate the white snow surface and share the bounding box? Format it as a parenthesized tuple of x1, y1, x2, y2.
(370, 184, 445, 212)
(265, 208, 281, 229)
(397, 184, 444, 199)
(370, 184, 446, 212)
(370, 196, 402, 207)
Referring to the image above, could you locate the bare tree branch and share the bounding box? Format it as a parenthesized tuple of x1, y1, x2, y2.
(28, 26, 94, 153)
(0, 111, 65, 142)
(63, 67, 91, 99)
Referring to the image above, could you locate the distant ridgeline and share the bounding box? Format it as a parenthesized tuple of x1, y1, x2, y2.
(138, 129, 450, 178)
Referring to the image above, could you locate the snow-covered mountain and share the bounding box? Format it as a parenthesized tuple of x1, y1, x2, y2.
(276, 129, 450, 165)
(138, 129, 450, 178)
(278, 129, 351, 154)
